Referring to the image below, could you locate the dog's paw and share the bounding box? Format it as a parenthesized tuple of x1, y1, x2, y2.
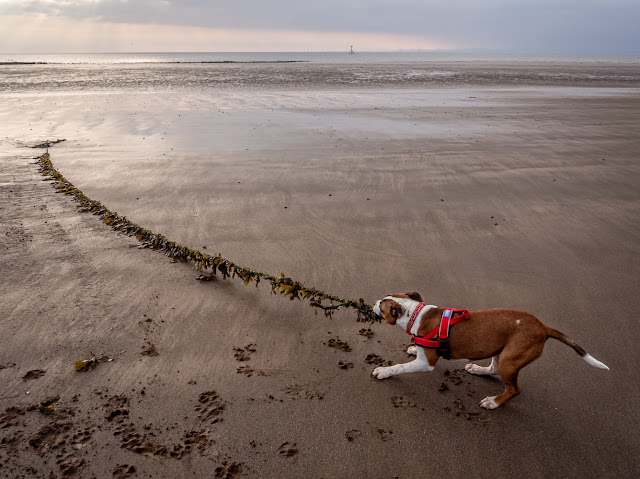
(406, 345, 418, 356)
(466, 362, 499, 376)
(465, 363, 486, 375)
(479, 396, 500, 410)
(372, 366, 393, 380)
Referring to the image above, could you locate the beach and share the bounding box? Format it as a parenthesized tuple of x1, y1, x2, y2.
(1, 58, 639, 478)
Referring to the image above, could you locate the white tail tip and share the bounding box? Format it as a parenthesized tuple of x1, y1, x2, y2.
(583, 353, 609, 370)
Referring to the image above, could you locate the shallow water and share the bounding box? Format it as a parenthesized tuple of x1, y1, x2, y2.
(2, 60, 640, 94)
(2, 51, 640, 64)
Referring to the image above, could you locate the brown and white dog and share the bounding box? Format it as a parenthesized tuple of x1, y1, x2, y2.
(372, 292, 609, 409)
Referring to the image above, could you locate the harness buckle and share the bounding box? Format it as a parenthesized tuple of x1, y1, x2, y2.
(438, 338, 451, 359)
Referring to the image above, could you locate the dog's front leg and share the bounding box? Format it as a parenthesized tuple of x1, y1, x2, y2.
(372, 346, 434, 380)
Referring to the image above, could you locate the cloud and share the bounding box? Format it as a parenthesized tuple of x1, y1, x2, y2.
(1, 0, 638, 53)
(0, 14, 446, 53)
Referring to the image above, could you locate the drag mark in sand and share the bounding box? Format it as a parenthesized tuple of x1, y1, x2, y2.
(35, 151, 378, 323)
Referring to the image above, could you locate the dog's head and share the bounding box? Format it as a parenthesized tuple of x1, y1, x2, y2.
(373, 292, 423, 325)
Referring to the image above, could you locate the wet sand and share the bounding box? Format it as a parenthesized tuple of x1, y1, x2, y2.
(1, 63, 640, 477)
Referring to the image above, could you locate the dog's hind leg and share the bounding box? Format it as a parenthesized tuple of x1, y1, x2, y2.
(479, 343, 544, 409)
(480, 365, 521, 410)
(465, 356, 499, 376)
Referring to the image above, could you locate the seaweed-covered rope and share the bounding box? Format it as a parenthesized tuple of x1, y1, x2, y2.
(35, 152, 378, 323)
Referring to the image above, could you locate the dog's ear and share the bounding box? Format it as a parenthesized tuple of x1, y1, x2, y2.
(390, 303, 405, 321)
(407, 292, 423, 302)
(379, 299, 405, 325)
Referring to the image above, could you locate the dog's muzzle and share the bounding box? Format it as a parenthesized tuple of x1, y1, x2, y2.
(373, 300, 382, 318)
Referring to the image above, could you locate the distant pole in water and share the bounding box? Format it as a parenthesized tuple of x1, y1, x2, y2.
(349, 45, 355, 55)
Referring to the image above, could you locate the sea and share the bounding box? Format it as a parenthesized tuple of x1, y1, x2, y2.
(2, 51, 640, 65)
(2, 51, 640, 94)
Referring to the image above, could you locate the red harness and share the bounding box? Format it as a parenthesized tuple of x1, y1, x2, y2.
(407, 303, 470, 359)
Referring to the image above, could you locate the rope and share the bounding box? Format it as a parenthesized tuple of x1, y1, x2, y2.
(35, 152, 379, 323)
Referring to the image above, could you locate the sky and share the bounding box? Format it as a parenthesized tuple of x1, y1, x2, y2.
(0, 0, 638, 54)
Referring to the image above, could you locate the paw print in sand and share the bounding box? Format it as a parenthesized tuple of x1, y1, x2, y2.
(277, 442, 298, 462)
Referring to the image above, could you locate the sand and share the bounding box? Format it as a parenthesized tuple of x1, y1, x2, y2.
(1, 62, 640, 478)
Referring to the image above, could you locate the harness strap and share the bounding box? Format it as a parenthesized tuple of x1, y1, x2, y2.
(413, 308, 470, 358)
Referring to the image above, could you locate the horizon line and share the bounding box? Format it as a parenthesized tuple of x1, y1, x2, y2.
(2, 49, 639, 55)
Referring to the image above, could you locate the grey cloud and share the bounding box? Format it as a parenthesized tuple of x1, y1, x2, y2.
(2, 0, 638, 52)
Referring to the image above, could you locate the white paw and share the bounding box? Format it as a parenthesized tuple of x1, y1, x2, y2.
(372, 366, 393, 380)
(465, 363, 487, 375)
(407, 345, 418, 356)
(479, 396, 500, 410)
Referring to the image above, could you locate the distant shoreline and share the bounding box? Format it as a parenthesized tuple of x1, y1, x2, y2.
(2, 51, 639, 67)
(0, 60, 309, 66)
(0, 61, 48, 65)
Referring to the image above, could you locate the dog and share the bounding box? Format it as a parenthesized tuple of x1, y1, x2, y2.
(372, 292, 609, 409)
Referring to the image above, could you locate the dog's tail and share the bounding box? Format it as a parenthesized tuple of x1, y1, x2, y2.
(545, 327, 609, 369)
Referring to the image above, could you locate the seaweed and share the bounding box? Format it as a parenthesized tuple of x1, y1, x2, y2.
(36, 152, 379, 323)
(73, 355, 113, 372)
